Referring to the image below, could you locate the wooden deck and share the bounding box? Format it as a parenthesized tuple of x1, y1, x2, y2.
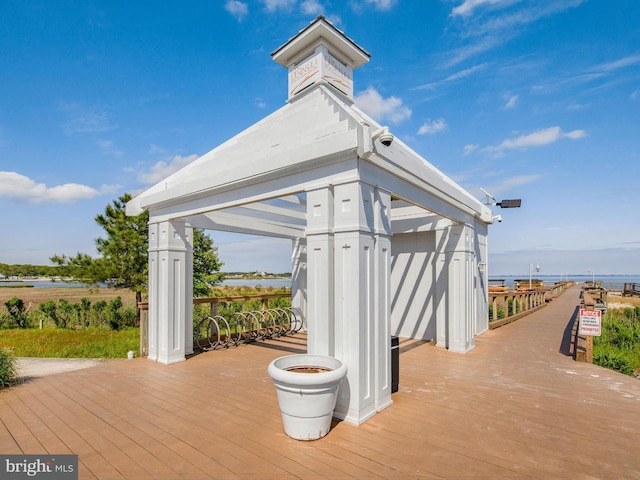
(2, 285, 639, 479)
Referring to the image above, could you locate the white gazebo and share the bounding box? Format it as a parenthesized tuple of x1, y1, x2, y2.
(127, 16, 494, 426)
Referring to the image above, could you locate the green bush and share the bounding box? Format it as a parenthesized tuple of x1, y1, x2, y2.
(0, 348, 17, 388)
(593, 350, 634, 376)
(4, 296, 30, 329)
(594, 311, 640, 376)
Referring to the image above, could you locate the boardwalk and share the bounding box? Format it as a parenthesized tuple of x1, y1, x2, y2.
(2, 286, 639, 479)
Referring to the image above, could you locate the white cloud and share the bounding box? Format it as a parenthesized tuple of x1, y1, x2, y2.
(563, 129, 587, 140)
(225, 1, 249, 21)
(504, 94, 518, 109)
(261, 0, 296, 12)
(464, 144, 479, 155)
(97, 140, 123, 157)
(0, 171, 110, 203)
(418, 118, 447, 135)
(354, 86, 411, 124)
(451, 0, 514, 17)
(632, 90, 640, 101)
(593, 53, 640, 72)
(255, 97, 267, 109)
(364, 0, 397, 11)
(445, 1, 585, 66)
(415, 63, 488, 90)
(485, 126, 586, 153)
(301, 0, 323, 15)
(58, 101, 118, 135)
(138, 154, 199, 185)
(493, 173, 543, 191)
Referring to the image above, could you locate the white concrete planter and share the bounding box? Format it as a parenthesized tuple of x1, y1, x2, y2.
(268, 354, 347, 441)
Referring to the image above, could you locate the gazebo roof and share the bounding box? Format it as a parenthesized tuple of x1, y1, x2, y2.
(271, 15, 371, 69)
(127, 17, 492, 234)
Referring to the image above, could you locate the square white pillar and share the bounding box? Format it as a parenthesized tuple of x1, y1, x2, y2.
(373, 188, 392, 413)
(305, 187, 335, 356)
(305, 182, 393, 425)
(291, 237, 308, 329)
(147, 219, 191, 364)
(435, 228, 448, 349)
(444, 224, 475, 354)
(332, 181, 391, 425)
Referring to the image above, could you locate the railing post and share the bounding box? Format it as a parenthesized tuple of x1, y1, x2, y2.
(139, 305, 148, 357)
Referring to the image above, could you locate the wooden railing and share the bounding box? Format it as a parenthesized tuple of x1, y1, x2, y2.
(623, 283, 640, 297)
(489, 282, 573, 329)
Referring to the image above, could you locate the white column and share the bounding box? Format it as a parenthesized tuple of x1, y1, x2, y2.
(434, 227, 448, 349)
(474, 221, 489, 336)
(184, 225, 194, 356)
(332, 181, 376, 425)
(373, 188, 392, 413)
(147, 222, 160, 361)
(305, 187, 335, 356)
(291, 237, 307, 329)
(147, 219, 190, 364)
(445, 224, 475, 353)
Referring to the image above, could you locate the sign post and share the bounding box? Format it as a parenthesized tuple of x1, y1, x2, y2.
(578, 308, 601, 363)
(578, 309, 602, 336)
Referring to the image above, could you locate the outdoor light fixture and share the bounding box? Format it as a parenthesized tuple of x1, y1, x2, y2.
(480, 188, 522, 210)
(496, 199, 522, 208)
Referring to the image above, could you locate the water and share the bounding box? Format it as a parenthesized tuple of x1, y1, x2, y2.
(221, 278, 291, 288)
(489, 275, 640, 289)
(0, 278, 292, 289)
(3, 275, 636, 290)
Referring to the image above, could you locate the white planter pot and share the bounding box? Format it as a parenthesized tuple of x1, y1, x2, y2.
(268, 354, 347, 441)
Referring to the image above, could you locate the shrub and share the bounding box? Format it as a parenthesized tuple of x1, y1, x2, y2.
(0, 348, 17, 388)
(594, 311, 640, 376)
(593, 350, 634, 376)
(4, 296, 30, 329)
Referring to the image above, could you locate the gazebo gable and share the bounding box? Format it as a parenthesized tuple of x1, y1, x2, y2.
(127, 85, 367, 220)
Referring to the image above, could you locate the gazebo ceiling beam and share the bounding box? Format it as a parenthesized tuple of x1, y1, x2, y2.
(237, 201, 307, 222)
(360, 158, 488, 225)
(187, 211, 304, 239)
(146, 154, 358, 224)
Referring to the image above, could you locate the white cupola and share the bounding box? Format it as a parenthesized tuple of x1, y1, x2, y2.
(271, 16, 371, 103)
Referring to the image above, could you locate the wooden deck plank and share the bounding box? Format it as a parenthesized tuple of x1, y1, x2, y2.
(0, 396, 46, 452)
(1, 286, 639, 479)
(7, 380, 125, 479)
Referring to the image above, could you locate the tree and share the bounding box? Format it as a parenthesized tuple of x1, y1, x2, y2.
(51, 193, 148, 324)
(52, 193, 224, 324)
(193, 228, 224, 297)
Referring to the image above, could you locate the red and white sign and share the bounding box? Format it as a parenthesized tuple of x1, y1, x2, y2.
(578, 309, 602, 336)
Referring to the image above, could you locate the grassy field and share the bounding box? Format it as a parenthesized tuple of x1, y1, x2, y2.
(0, 328, 139, 358)
(0, 286, 137, 312)
(1, 285, 291, 359)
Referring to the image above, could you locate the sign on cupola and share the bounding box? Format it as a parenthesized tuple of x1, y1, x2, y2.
(271, 16, 371, 103)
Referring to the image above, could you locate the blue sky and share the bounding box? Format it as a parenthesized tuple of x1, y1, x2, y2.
(1, 0, 639, 276)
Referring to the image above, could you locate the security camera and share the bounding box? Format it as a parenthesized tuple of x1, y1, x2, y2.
(379, 132, 394, 146)
(493, 215, 503, 223)
(372, 126, 394, 146)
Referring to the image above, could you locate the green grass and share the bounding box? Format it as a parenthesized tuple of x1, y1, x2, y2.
(593, 310, 640, 376)
(0, 327, 139, 359)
